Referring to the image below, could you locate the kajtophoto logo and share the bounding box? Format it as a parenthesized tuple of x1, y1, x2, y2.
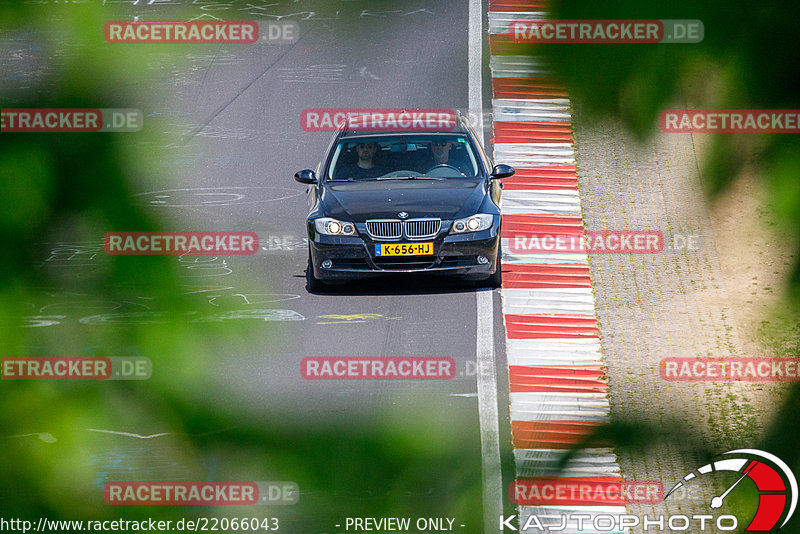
(499, 449, 796, 531)
(664, 449, 797, 532)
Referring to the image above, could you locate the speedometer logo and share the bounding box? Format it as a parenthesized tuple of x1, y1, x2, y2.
(665, 449, 797, 531)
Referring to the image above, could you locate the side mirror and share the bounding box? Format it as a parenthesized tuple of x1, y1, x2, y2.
(490, 164, 515, 180)
(294, 169, 318, 184)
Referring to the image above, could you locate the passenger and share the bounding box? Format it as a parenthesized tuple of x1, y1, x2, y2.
(337, 142, 386, 179)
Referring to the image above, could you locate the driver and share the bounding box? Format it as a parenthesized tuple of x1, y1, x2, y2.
(415, 139, 472, 176)
(337, 142, 386, 179)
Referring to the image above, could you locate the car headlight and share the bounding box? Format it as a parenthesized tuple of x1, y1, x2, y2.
(450, 214, 493, 234)
(315, 217, 357, 236)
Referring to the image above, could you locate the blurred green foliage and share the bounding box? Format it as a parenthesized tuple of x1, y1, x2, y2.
(540, 1, 800, 531)
(0, 2, 483, 531)
(4, 0, 800, 531)
(540, 0, 800, 295)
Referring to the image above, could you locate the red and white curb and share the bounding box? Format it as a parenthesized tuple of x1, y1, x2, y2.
(488, 1, 627, 531)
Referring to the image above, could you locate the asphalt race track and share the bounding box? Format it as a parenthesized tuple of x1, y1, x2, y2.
(7, 1, 791, 533)
(3, 1, 515, 532)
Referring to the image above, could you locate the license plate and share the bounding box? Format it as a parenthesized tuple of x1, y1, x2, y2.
(376, 242, 434, 256)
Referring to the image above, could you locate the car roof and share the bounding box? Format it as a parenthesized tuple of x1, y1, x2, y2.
(338, 110, 472, 139)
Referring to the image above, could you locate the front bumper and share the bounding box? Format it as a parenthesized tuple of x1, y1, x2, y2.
(308, 222, 499, 281)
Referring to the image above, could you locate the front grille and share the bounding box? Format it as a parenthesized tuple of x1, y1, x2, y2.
(405, 218, 441, 239)
(365, 218, 441, 240)
(366, 220, 402, 239)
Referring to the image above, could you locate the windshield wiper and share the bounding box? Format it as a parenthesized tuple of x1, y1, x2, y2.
(327, 177, 355, 182)
(376, 175, 444, 181)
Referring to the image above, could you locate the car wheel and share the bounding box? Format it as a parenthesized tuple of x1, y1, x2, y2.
(306, 251, 325, 293)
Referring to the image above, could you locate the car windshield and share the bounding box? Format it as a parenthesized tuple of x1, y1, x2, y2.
(326, 135, 480, 181)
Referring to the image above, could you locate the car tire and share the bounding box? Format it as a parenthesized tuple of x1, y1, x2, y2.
(306, 251, 325, 293)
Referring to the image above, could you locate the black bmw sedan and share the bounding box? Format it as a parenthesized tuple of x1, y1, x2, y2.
(295, 112, 514, 291)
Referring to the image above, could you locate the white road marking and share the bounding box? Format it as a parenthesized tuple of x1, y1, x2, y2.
(471, 0, 502, 530)
(477, 290, 503, 532)
(469, 0, 484, 147)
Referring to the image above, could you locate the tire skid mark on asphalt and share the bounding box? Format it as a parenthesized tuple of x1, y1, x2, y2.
(488, 0, 625, 530)
(132, 187, 302, 208)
